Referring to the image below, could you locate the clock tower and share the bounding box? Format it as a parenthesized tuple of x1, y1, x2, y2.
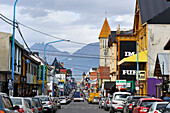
(99, 18, 111, 67)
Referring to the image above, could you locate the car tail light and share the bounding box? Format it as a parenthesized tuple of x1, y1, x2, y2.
(49, 100, 52, 105)
(128, 104, 132, 110)
(107, 100, 109, 104)
(38, 107, 42, 111)
(31, 108, 34, 112)
(154, 111, 158, 113)
(18, 108, 24, 113)
(0, 110, 5, 113)
(102, 101, 104, 103)
(117, 107, 123, 109)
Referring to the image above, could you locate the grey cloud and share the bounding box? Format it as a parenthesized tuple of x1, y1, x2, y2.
(20, 8, 48, 18)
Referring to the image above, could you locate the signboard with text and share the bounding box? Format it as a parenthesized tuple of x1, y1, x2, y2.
(37, 65, 47, 84)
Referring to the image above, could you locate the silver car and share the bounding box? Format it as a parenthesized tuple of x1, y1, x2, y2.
(24, 97, 38, 113)
(11, 97, 33, 113)
(99, 98, 106, 108)
(35, 95, 55, 113)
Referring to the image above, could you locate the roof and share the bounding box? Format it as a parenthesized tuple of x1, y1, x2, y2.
(99, 18, 111, 38)
(157, 53, 169, 75)
(148, 7, 170, 24)
(164, 39, 170, 50)
(138, 0, 170, 24)
(108, 31, 116, 47)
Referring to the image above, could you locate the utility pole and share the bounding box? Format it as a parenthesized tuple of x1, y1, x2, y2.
(11, 0, 19, 97)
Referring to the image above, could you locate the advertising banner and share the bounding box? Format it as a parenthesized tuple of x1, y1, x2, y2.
(37, 65, 47, 84)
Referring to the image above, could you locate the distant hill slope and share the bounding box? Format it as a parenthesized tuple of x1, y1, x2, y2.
(30, 42, 99, 78)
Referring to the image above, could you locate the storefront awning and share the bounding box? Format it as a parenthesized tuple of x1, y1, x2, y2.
(118, 50, 147, 65)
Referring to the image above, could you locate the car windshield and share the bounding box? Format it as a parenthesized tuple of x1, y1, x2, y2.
(32, 98, 41, 107)
(39, 97, 49, 101)
(11, 98, 22, 105)
(94, 97, 99, 99)
(115, 94, 130, 100)
(141, 100, 162, 107)
(156, 104, 167, 110)
(24, 99, 31, 107)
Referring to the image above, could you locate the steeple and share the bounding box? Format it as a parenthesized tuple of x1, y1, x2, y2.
(99, 18, 111, 38)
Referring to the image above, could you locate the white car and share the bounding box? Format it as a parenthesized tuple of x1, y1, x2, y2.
(24, 97, 39, 113)
(11, 97, 33, 113)
(35, 95, 55, 113)
(110, 92, 131, 113)
(148, 102, 168, 113)
(59, 96, 67, 104)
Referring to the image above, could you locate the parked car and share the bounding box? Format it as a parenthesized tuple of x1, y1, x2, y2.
(110, 92, 131, 113)
(11, 97, 33, 113)
(104, 96, 112, 111)
(51, 97, 61, 109)
(148, 102, 168, 113)
(32, 97, 44, 113)
(24, 97, 39, 113)
(133, 98, 163, 113)
(161, 102, 170, 112)
(99, 98, 106, 108)
(59, 96, 67, 104)
(123, 96, 150, 113)
(35, 95, 55, 113)
(0, 92, 19, 113)
(92, 96, 99, 104)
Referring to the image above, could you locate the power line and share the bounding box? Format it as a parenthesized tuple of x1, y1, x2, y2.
(16, 23, 32, 54)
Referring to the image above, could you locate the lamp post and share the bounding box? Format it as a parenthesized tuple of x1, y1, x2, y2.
(11, 0, 19, 97)
(58, 58, 71, 96)
(137, 42, 139, 95)
(42, 39, 66, 95)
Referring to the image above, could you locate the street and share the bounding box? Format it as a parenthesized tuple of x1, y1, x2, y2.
(57, 101, 108, 113)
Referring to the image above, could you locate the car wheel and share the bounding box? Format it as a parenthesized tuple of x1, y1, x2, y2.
(59, 106, 61, 109)
(99, 106, 100, 108)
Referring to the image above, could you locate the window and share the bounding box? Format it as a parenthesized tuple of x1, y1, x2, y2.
(11, 98, 22, 105)
(156, 104, 168, 110)
(2, 97, 13, 109)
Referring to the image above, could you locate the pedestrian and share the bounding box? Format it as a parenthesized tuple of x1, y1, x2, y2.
(152, 95, 155, 98)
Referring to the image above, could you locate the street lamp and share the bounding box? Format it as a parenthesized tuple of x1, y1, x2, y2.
(52, 58, 71, 97)
(58, 58, 72, 96)
(42, 39, 69, 95)
(11, 0, 19, 97)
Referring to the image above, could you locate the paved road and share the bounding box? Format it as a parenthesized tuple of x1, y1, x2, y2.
(57, 101, 108, 113)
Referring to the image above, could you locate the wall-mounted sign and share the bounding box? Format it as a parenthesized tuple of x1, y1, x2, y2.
(137, 71, 146, 81)
(122, 70, 136, 75)
(37, 65, 47, 84)
(120, 41, 136, 60)
(119, 66, 136, 80)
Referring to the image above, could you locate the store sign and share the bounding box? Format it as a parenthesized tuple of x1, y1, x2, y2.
(137, 71, 146, 81)
(125, 52, 135, 57)
(122, 70, 136, 75)
(116, 80, 126, 89)
(37, 65, 47, 84)
(119, 66, 136, 80)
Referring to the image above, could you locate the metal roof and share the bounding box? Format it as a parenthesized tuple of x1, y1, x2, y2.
(158, 53, 169, 75)
(138, 0, 170, 24)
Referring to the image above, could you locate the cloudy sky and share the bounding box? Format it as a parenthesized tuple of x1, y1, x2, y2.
(0, 0, 135, 53)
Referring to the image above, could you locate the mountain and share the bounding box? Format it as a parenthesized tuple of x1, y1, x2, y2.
(30, 42, 99, 78)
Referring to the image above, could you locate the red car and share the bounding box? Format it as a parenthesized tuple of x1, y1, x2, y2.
(133, 98, 163, 113)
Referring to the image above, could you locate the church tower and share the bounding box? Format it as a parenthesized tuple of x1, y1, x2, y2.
(99, 18, 111, 67)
